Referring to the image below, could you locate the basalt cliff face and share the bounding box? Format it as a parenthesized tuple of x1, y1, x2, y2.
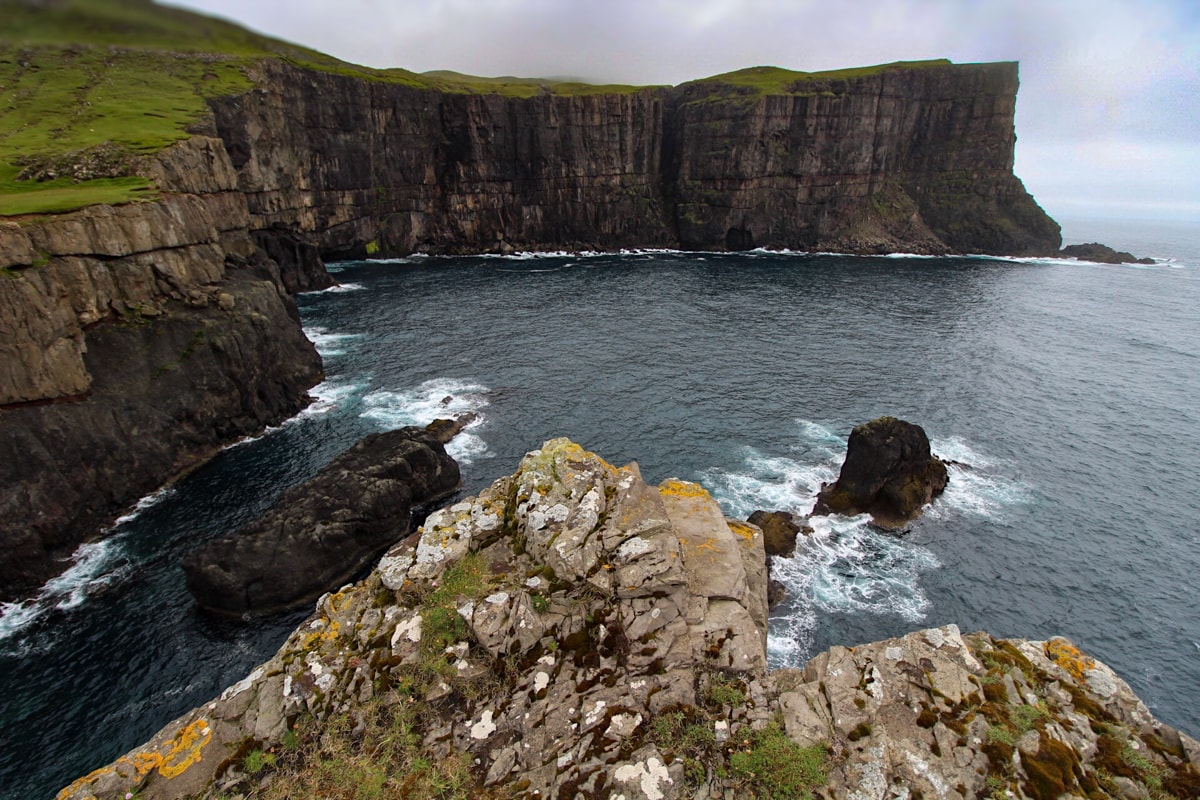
(57, 440, 1200, 800)
(211, 59, 1059, 258)
(0, 136, 324, 601)
(1, 56, 1058, 602)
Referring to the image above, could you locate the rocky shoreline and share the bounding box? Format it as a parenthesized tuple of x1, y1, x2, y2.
(55, 437, 1200, 800)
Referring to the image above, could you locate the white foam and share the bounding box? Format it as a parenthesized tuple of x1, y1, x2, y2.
(111, 486, 176, 527)
(0, 535, 132, 645)
(291, 378, 367, 422)
(360, 378, 493, 464)
(319, 282, 366, 293)
(302, 325, 363, 358)
(927, 436, 1031, 522)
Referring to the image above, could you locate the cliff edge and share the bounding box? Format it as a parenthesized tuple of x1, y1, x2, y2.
(57, 439, 1199, 800)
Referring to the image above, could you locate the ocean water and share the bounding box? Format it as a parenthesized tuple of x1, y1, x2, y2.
(2, 217, 1199, 799)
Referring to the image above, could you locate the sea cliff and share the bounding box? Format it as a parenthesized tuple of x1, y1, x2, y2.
(0, 136, 324, 599)
(212, 59, 1059, 258)
(1, 4, 1059, 601)
(56, 439, 1200, 800)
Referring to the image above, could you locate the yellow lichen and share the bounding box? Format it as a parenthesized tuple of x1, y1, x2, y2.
(1045, 639, 1095, 683)
(727, 521, 759, 544)
(658, 479, 712, 500)
(54, 719, 214, 798)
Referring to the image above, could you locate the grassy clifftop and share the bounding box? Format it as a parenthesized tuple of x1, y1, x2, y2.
(0, 0, 961, 218)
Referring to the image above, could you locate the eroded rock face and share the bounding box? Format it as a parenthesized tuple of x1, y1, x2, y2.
(209, 60, 1060, 258)
(813, 416, 949, 527)
(778, 625, 1200, 800)
(57, 441, 1200, 800)
(182, 423, 462, 616)
(0, 136, 330, 602)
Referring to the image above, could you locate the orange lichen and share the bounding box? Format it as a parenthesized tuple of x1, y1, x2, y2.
(658, 479, 711, 500)
(727, 521, 759, 544)
(300, 619, 341, 651)
(1044, 639, 1095, 683)
(54, 718, 214, 799)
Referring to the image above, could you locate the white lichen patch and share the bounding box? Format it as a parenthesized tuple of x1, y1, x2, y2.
(606, 712, 643, 738)
(617, 536, 652, 561)
(714, 720, 729, 742)
(220, 665, 265, 701)
(885, 646, 904, 661)
(471, 709, 497, 740)
(486, 592, 511, 605)
(528, 504, 570, 531)
(613, 757, 672, 800)
(377, 548, 415, 590)
(584, 700, 607, 728)
(533, 671, 550, 693)
(390, 614, 422, 649)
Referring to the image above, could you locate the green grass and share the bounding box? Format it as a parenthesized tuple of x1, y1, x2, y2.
(0, 0, 957, 217)
(730, 720, 829, 799)
(677, 60, 954, 108)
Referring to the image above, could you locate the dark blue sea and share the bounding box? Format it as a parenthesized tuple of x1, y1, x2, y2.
(2, 216, 1199, 799)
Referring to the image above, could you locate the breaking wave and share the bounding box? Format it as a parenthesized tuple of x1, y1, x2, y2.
(361, 378, 492, 464)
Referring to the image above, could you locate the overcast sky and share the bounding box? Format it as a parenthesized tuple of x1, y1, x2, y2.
(169, 0, 1199, 223)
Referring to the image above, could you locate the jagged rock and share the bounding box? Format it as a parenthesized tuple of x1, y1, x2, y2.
(813, 416, 948, 528)
(1061, 242, 1154, 265)
(182, 422, 462, 615)
(57, 441, 1200, 800)
(747, 509, 811, 557)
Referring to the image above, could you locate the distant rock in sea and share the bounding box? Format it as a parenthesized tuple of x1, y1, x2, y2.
(1061, 242, 1155, 265)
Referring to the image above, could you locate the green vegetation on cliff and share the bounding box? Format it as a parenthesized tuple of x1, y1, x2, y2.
(0, 0, 651, 216)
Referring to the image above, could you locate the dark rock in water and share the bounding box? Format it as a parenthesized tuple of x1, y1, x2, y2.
(767, 578, 788, 609)
(1060, 242, 1154, 265)
(813, 416, 948, 528)
(182, 422, 462, 616)
(747, 510, 811, 557)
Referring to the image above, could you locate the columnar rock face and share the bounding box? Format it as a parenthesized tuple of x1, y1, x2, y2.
(56, 440, 1200, 800)
(668, 63, 1060, 255)
(182, 424, 463, 616)
(212, 62, 674, 258)
(209, 60, 1060, 258)
(0, 136, 324, 601)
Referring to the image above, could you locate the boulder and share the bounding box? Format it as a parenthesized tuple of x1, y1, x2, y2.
(747, 509, 811, 557)
(1061, 242, 1154, 265)
(813, 416, 948, 527)
(181, 422, 462, 616)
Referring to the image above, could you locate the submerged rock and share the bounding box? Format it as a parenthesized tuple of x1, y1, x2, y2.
(181, 422, 462, 616)
(60, 439, 1200, 800)
(813, 416, 948, 527)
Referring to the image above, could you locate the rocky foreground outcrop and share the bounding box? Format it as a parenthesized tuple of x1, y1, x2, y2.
(183, 422, 464, 616)
(0, 136, 328, 601)
(814, 416, 949, 528)
(58, 439, 1200, 800)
